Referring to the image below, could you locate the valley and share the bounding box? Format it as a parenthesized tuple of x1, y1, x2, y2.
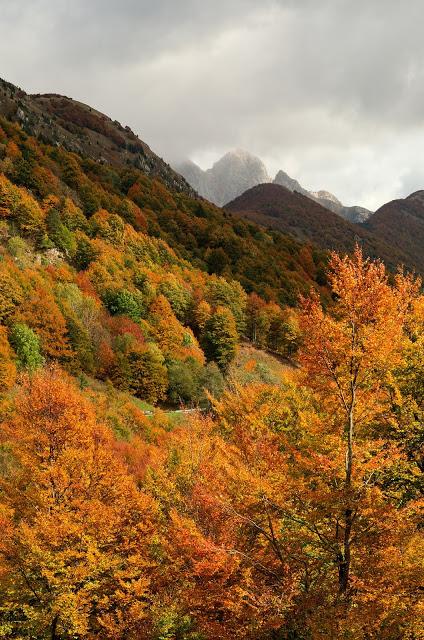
(0, 77, 422, 640)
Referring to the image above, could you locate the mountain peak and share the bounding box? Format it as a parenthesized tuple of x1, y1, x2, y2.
(222, 148, 256, 160)
(309, 190, 342, 206)
(274, 170, 306, 195)
(175, 149, 271, 206)
(176, 149, 372, 223)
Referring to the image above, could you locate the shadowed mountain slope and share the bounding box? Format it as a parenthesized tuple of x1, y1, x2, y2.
(364, 190, 424, 273)
(225, 183, 409, 271)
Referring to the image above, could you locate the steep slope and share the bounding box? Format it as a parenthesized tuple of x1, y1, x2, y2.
(274, 172, 371, 223)
(0, 91, 330, 315)
(365, 190, 424, 272)
(273, 169, 308, 196)
(225, 183, 407, 270)
(0, 109, 329, 411)
(0, 77, 194, 195)
(176, 149, 271, 206)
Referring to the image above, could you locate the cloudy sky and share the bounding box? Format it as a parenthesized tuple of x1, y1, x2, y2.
(1, 0, 424, 209)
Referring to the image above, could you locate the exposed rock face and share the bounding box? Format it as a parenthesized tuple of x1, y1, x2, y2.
(338, 205, 372, 224)
(276, 175, 372, 223)
(177, 149, 372, 222)
(175, 159, 215, 202)
(274, 170, 307, 196)
(175, 149, 271, 206)
(0, 77, 194, 196)
(310, 189, 342, 205)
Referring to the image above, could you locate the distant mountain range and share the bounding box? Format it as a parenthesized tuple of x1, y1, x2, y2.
(273, 169, 371, 224)
(175, 149, 372, 223)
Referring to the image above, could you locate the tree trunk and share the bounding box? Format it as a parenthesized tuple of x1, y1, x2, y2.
(339, 507, 353, 593)
(51, 615, 59, 640)
(346, 406, 354, 486)
(339, 404, 354, 594)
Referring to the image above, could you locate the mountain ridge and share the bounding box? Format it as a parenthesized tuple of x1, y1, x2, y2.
(2, 76, 423, 286)
(0, 77, 331, 312)
(175, 149, 372, 222)
(364, 189, 424, 272)
(0, 77, 195, 196)
(225, 182, 410, 272)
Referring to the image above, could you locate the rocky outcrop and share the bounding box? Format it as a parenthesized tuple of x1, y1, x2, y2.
(274, 170, 308, 196)
(276, 176, 372, 223)
(0, 77, 194, 196)
(175, 149, 271, 207)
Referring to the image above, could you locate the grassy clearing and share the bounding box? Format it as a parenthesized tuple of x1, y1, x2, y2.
(82, 374, 189, 422)
(228, 342, 294, 386)
(77, 344, 293, 436)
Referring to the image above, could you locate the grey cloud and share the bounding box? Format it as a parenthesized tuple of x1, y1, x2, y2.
(1, 0, 424, 209)
(400, 168, 424, 199)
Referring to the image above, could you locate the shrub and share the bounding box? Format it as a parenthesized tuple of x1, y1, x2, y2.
(9, 323, 44, 372)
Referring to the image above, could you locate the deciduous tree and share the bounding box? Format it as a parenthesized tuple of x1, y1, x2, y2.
(202, 306, 238, 372)
(0, 368, 160, 638)
(0, 326, 16, 391)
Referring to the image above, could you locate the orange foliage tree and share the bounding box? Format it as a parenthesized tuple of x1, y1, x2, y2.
(0, 326, 16, 392)
(0, 368, 160, 639)
(149, 294, 204, 363)
(293, 246, 423, 635)
(161, 249, 424, 638)
(14, 285, 73, 362)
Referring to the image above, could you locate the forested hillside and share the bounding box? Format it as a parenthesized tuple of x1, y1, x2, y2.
(226, 183, 412, 272)
(0, 106, 334, 403)
(0, 77, 194, 195)
(365, 190, 424, 272)
(0, 99, 422, 640)
(0, 247, 422, 639)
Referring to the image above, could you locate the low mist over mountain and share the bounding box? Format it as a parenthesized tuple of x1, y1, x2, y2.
(176, 150, 372, 222)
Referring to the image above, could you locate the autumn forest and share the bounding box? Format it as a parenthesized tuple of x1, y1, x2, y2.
(0, 96, 422, 640)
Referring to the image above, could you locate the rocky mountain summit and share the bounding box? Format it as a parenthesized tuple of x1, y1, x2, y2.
(0, 77, 194, 195)
(273, 169, 305, 195)
(176, 149, 271, 207)
(177, 150, 372, 222)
